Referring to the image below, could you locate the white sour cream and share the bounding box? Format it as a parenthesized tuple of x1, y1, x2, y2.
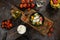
(17, 25, 26, 34)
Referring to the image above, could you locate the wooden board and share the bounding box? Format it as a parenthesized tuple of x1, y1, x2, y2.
(10, 5, 53, 35)
(21, 9, 54, 35)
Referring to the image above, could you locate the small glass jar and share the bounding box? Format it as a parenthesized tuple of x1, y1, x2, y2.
(36, 0, 45, 8)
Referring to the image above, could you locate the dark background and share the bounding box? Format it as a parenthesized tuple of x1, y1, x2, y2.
(0, 0, 60, 40)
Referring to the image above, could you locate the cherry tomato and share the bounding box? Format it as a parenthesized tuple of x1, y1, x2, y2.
(52, 0, 58, 4)
(2, 22, 5, 25)
(4, 21, 7, 24)
(27, 3, 31, 8)
(40, 17, 43, 21)
(48, 33, 52, 37)
(23, 3, 27, 8)
(2, 25, 5, 28)
(7, 25, 10, 29)
(50, 27, 54, 32)
(21, 0, 25, 3)
(2, 21, 6, 28)
(6, 22, 9, 26)
(6, 23, 12, 29)
(20, 4, 23, 8)
(48, 22, 52, 26)
(9, 24, 13, 27)
(26, 0, 30, 3)
(31, 3, 35, 8)
(30, 0, 33, 2)
(28, 8, 31, 11)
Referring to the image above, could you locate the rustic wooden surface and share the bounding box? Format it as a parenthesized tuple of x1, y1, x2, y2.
(0, 0, 60, 40)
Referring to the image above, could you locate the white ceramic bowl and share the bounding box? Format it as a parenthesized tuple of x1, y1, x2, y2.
(17, 25, 26, 34)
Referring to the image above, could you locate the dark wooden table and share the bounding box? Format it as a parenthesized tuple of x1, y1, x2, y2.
(0, 0, 60, 40)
